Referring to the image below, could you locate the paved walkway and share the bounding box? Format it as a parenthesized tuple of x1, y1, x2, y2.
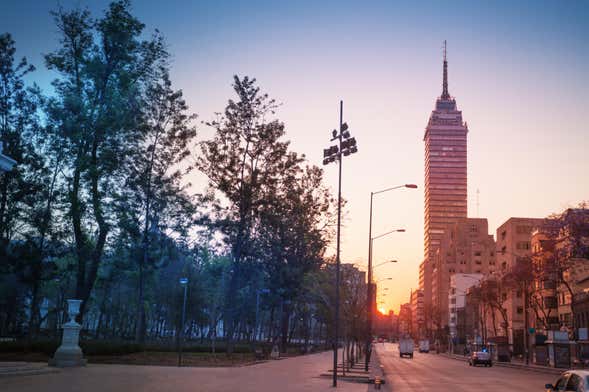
(1, 350, 368, 392)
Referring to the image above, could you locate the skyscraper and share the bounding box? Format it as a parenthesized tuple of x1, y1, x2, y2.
(421, 42, 469, 326)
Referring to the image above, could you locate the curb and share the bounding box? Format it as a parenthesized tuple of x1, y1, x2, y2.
(0, 363, 60, 378)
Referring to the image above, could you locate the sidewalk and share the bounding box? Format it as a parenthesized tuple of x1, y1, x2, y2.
(441, 352, 563, 375)
(1, 350, 369, 392)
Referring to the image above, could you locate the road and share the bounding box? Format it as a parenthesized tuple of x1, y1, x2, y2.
(375, 343, 557, 391)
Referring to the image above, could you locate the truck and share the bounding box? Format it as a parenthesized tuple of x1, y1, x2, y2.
(399, 338, 414, 358)
(418, 339, 430, 353)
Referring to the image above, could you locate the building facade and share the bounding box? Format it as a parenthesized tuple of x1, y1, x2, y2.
(410, 289, 425, 339)
(398, 303, 412, 337)
(431, 218, 496, 330)
(449, 273, 483, 338)
(421, 44, 469, 335)
(495, 217, 543, 353)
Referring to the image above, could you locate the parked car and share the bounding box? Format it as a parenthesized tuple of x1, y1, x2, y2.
(545, 370, 589, 391)
(468, 350, 492, 367)
(419, 339, 430, 353)
(399, 338, 414, 358)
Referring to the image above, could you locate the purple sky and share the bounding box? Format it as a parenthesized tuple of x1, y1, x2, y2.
(2, 0, 588, 312)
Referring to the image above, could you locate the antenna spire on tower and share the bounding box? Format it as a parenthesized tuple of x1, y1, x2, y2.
(442, 40, 450, 99)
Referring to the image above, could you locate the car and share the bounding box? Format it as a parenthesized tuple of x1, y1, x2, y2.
(468, 350, 492, 367)
(419, 339, 430, 353)
(545, 370, 589, 391)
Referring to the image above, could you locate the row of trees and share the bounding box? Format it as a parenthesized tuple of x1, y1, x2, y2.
(0, 0, 363, 353)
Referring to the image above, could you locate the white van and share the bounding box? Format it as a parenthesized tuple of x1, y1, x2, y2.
(399, 338, 414, 358)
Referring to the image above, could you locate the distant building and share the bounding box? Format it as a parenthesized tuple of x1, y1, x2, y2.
(398, 303, 412, 337)
(431, 218, 495, 330)
(410, 289, 424, 339)
(418, 260, 432, 331)
(421, 43, 469, 337)
(449, 273, 483, 338)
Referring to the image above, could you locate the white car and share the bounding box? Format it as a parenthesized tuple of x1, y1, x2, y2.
(468, 350, 492, 367)
(419, 339, 430, 353)
(545, 370, 589, 391)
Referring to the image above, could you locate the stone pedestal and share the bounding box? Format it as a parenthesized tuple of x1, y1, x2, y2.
(49, 299, 86, 367)
(270, 344, 280, 359)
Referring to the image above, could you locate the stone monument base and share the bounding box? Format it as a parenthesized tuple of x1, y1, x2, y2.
(49, 321, 87, 368)
(48, 356, 87, 367)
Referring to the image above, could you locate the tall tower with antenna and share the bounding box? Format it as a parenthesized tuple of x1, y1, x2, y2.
(419, 42, 469, 328)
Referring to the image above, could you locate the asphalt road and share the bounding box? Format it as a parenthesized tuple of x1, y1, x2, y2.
(375, 343, 557, 392)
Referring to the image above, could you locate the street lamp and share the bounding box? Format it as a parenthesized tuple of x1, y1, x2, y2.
(366, 227, 410, 372)
(178, 277, 188, 367)
(323, 100, 358, 388)
(374, 260, 397, 269)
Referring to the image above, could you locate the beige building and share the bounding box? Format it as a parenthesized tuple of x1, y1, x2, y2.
(431, 218, 495, 330)
(495, 217, 543, 353)
(530, 208, 589, 333)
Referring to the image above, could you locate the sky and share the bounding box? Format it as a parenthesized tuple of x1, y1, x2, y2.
(2, 0, 588, 313)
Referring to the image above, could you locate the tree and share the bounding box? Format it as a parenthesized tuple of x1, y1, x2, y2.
(258, 164, 334, 350)
(44, 1, 168, 318)
(196, 75, 299, 349)
(534, 205, 589, 331)
(124, 66, 197, 343)
(0, 32, 59, 338)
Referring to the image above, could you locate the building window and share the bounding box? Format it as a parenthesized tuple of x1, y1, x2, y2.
(517, 307, 523, 314)
(474, 251, 482, 256)
(517, 225, 533, 234)
(516, 241, 530, 250)
(475, 260, 482, 264)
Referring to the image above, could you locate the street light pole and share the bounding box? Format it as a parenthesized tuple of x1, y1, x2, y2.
(334, 100, 343, 389)
(178, 277, 188, 367)
(364, 184, 416, 371)
(322, 100, 358, 387)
